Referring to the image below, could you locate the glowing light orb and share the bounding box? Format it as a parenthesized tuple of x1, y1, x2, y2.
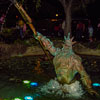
(30, 82, 38, 87)
(92, 83, 100, 87)
(13, 98, 22, 100)
(23, 80, 31, 84)
(56, 14, 58, 17)
(24, 96, 33, 100)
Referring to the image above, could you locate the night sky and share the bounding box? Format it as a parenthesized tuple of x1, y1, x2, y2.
(0, 0, 100, 18)
(0, 0, 100, 26)
(87, 0, 100, 19)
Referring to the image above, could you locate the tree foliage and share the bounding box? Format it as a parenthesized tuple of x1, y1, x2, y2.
(33, 0, 41, 10)
(58, 0, 96, 36)
(19, 0, 41, 12)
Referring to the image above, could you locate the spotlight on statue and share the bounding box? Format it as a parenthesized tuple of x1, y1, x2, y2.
(24, 96, 33, 100)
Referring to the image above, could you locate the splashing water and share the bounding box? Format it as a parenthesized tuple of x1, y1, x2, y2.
(38, 78, 85, 99)
(0, 3, 13, 32)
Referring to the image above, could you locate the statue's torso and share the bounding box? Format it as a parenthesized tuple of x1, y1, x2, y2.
(53, 48, 82, 84)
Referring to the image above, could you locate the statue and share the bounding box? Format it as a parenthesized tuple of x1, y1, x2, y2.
(35, 32, 99, 96)
(9, 0, 99, 97)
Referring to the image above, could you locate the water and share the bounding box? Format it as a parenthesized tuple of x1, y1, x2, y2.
(39, 78, 84, 99)
(0, 55, 100, 100)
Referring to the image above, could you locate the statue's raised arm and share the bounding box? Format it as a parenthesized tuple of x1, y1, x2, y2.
(35, 32, 58, 56)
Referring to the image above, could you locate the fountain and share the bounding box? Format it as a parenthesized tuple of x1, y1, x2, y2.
(38, 78, 85, 99)
(0, 0, 99, 99)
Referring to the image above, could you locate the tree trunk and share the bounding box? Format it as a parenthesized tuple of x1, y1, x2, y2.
(64, 5, 72, 36)
(59, 0, 73, 36)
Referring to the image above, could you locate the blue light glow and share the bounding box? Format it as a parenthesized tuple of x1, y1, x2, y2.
(30, 82, 38, 87)
(92, 83, 100, 87)
(24, 96, 33, 100)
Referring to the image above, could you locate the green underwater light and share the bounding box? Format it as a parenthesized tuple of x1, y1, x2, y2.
(13, 97, 22, 100)
(23, 80, 31, 84)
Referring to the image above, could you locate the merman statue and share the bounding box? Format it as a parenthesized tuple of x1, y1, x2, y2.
(35, 32, 99, 96)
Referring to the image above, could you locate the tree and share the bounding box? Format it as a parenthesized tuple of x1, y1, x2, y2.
(10, 0, 96, 37)
(59, 0, 73, 36)
(58, 0, 96, 36)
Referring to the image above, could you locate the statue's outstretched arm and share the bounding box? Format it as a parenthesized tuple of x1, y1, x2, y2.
(35, 32, 57, 56)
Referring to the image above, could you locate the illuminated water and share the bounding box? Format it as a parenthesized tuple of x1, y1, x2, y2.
(39, 78, 84, 98)
(0, 55, 100, 100)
